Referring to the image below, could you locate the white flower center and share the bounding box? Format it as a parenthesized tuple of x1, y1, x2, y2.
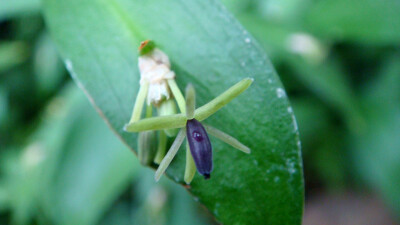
(138, 48, 176, 105)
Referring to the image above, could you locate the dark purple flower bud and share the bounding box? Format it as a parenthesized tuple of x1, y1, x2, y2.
(186, 119, 213, 179)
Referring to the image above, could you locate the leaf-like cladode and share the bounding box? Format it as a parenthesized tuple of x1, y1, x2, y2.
(43, 0, 304, 224)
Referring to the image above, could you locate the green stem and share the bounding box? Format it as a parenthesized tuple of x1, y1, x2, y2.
(129, 82, 149, 123)
(145, 103, 152, 118)
(168, 79, 186, 114)
(154, 131, 167, 164)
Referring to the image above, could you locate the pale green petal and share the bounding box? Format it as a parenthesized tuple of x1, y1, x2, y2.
(155, 129, 186, 181)
(185, 84, 196, 119)
(204, 124, 250, 154)
(124, 113, 187, 132)
(194, 78, 253, 121)
(168, 79, 186, 114)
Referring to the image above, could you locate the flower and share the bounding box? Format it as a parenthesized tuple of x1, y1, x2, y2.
(126, 40, 253, 184)
(125, 78, 253, 184)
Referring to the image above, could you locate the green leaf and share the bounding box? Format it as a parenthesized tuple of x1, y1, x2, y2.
(225, 12, 364, 131)
(352, 55, 400, 215)
(304, 0, 400, 45)
(0, 41, 29, 73)
(220, 11, 364, 131)
(43, 86, 137, 225)
(2, 85, 137, 225)
(284, 56, 364, 131)
(33, 33, 66, 96)
(0, 86, 7, 125)
(131, 169, 212, 225)
(43, 0, 304, 224)
(0, 0, 41, 21)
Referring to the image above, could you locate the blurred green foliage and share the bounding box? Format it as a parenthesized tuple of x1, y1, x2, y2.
(1, 0, 399, 224)
(221, 0, 400, 219)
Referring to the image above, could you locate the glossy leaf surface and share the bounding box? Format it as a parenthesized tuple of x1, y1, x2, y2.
(43, 0, 304, 223)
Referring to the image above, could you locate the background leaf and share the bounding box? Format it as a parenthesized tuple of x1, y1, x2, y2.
(304, 0, 400, 45)
(0, 0, 41, 21)
(43, 0, 303, 224)
(1, 85, 137, 225)
(351, 55, 400, 215)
